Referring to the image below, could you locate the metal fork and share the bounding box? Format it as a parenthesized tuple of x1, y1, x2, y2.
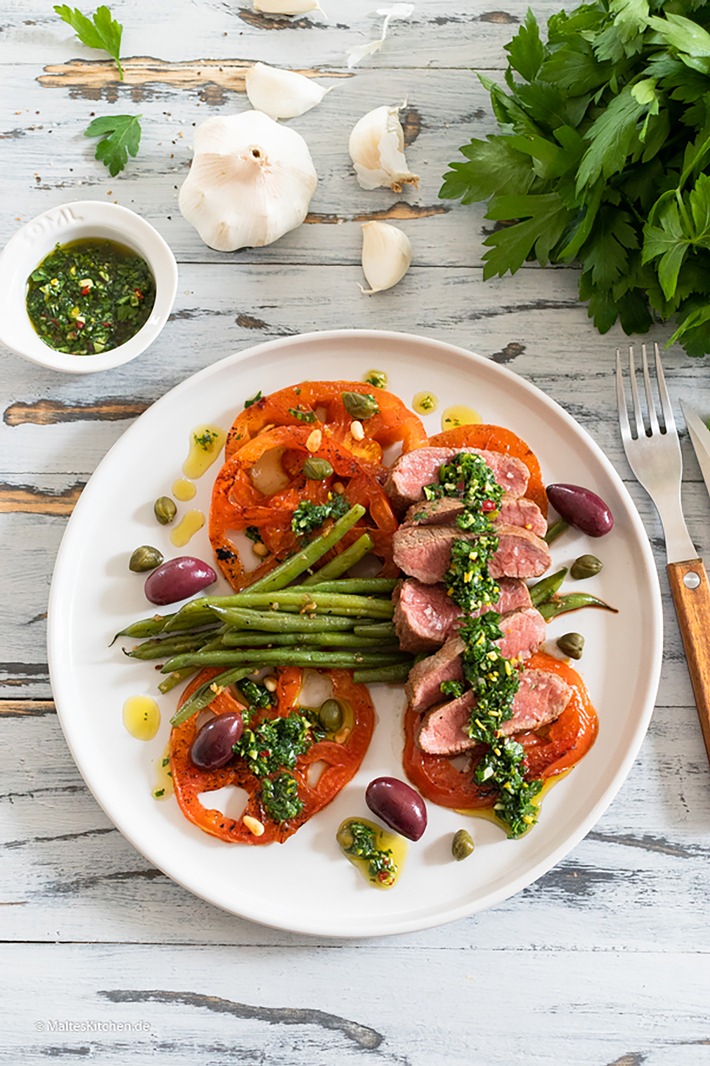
(616, 342, 710, 762)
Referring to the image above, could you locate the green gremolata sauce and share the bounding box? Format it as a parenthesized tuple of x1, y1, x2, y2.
(26, 238, 156, 356)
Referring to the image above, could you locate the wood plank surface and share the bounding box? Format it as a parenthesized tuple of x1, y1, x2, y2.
(2, 0, 710, 1062)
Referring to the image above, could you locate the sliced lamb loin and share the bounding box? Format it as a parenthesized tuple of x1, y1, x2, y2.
(393, 576, 533, 652)
(416, 668, 573, 756)
(497, 669, 572, 736)
(393, 523, 551, 585)
(405, 636, 465, 714)
(405, 608, 545, 712)
(385, 446, 530, 512)
(403, 494, 546, 538)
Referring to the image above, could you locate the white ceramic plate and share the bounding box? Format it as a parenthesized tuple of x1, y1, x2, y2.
(48, 330, 663, 937)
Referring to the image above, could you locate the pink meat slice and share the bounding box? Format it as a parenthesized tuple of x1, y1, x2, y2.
(394, 576, 532, 653)
(385, 447, 530, 512)
(392, 523, 551, 584)
(405, 608, 546, 712)
(403, 494, 546, 538)
(416, 668, 573, 755)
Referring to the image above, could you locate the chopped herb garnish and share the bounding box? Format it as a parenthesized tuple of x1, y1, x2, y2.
(233, 710, 312, 777)
(244, 390, 262, 409)
(428, 450, 540, 838)
(153, 788, 165, 798)
(338, 820, 397, 886)
(288, 406, 317, 423)
(194, 428, 218, 450)
(440, 679, 464, 699)
(244, 526, 263, 544)
(291, 494, 349, 537)
(364, 370, 387, 389)
(236, 678, 273, 712)
(260, 771, 304, 824)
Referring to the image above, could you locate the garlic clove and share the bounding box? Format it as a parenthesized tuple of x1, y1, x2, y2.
(179, 111, 317, 252)
(246, 62, 330, 121)
(360, 220, 412, 294)
(348, 104, 419, 193)
(254, 0, 324, 13)
(347, 3, 415, 68)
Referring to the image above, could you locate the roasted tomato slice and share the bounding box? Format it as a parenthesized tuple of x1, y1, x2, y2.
(402, 651, 597, 812)
(209, 423, 398, 589)
(170, 667, 376, 844)
(426, 424, 547, 516)
(225, 381, 428, 461)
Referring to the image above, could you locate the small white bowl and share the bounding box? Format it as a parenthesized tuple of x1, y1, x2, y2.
(0, 201, 178, 374)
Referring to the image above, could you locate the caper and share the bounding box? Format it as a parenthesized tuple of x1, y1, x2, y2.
(303, 457, 334, 480)
(154, 496, 177, 525)
(319, 698, 344, 733)
(451, 829, 475, 862)
(336, 822, 354, 850)
(556, 632, 585, 660)
(570, 553, 603, 580)
(342, 391, 379, 420)
(129, 545, 164, 573)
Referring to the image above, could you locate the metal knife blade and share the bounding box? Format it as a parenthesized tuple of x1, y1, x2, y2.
(681, 401, 710, 501)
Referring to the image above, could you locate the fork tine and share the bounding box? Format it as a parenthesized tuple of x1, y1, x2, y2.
(653, 341, 675, 432)
(628, 346, 645, 439)
(641, 343, 660, 435)
(615, 348, 632, 441)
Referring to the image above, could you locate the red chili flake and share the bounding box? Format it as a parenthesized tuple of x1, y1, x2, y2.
(51, 318, 59, 326)
(482, 500, 497, 513)
(76, 321, 85, 330)
(259, 750, 271, 759)
(134, 288, 143, 300)
(80, 286, 91, 296)
(102, 321, 111, 328)
(377, 870, 391, 883)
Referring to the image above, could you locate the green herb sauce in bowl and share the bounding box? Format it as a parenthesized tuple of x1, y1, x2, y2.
(26, 239, 156, 356)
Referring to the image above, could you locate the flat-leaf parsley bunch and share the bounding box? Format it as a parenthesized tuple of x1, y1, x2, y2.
(441, 2, 710, 356)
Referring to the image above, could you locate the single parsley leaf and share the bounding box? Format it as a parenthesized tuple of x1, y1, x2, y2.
(504, 9, 544, 83)
(84, 114, 142, 177)
(482, 192, 574, 278)
(581, 205, 638, 288)
(54, 4, 124, 80)
(576, 86, 649, 190)
(440, 136, 535, 203)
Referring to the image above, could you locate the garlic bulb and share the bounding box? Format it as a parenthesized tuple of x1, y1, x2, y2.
(246, 63, 330, 120)
(360, 221, 412, 294)
(179, 111, 318, 252)
(254, 0, 323, 13)
(349, 104, 419, 192)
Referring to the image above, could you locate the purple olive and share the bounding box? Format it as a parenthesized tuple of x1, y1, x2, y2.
(366, 776, 428, 841)
(144, 556, 217, 605)
(190, 711, 244, 770)
(546, 483, 614, 538)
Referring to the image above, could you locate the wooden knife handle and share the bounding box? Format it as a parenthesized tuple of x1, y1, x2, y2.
(667, 558, 710, 763)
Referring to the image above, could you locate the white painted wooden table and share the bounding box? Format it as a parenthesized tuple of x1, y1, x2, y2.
(2, 3, 710, 1063)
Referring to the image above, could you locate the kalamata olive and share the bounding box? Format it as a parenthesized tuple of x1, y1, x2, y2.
(365, 776, 428, 841)
(144, 556, 217, 605)
(190, 711, 244, 770)
(546, 484, 614, 538)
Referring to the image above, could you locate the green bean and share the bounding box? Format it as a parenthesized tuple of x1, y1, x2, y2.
(161, 649, 412, 673)
(158, 666, 197, 694)
(212, 608, 360, 633)
(538, 592, 618, 621)
(352, 663, 413, 684)
(125, 629, 222, 661)
(544, 518, 569, 545)
(249, 503, 366, 593)
(111, 613, 176, 642)
(529, 568, 568, 608)
(304, 579, 398, 595)
(170, 665, 257, 727)
(301, 534, 373, 585)
(222, 631, 397, 649)
(209, 590, 393, 618)
(352, 622, 397, 638)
